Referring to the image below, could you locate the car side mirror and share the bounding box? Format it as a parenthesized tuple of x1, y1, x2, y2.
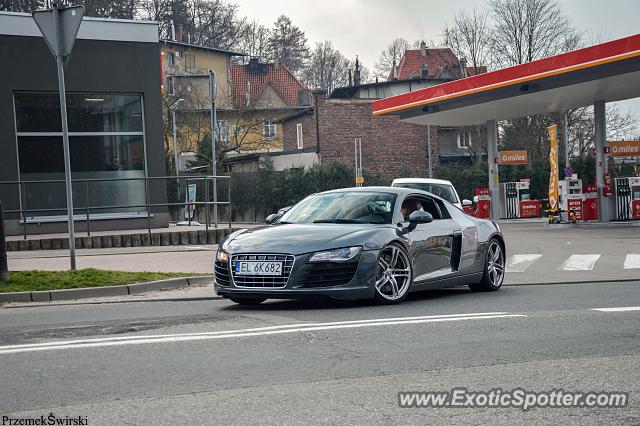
(462, 199, 473, 207)
(407, 210, 433, 231)
(265, 213, 280, 224)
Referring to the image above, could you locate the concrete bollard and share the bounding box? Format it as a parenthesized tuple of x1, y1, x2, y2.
(0, 201, 8, 282)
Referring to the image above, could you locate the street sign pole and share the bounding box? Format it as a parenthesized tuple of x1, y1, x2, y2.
(209, 70, 218, 227)
(33, 3, 84, 270)
(54, 10, 76, 269)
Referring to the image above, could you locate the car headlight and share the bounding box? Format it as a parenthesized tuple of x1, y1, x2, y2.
(308, 246, 362, 263)
(216, 250, 229, 262)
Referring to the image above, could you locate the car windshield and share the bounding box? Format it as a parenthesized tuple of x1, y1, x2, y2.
(393, 182, 459, 204)
(278, 191, 396, 224)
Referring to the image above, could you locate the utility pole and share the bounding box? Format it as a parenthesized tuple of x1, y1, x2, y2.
(209, 70, 219, 226)
(33, 3, 84, 270)
(171, 98, 184, 201)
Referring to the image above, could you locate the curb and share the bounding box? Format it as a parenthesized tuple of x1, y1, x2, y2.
(504, 278, 640, 286)
(0, 275, 213, 304)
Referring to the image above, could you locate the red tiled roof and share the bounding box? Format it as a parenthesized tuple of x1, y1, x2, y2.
(466, 66, 488, 76)
(231, 62, 309, 108)
(390, 48, 487, 80)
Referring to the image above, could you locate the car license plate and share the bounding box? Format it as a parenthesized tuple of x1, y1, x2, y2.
(235, 261, 282, 276)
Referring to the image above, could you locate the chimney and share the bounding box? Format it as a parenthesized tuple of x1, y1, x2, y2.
(420, 64, 428, 79)
(460, 57, 468, 77)
(353, 55, 361, 86)
(175, 23, 184, 42)
(170, 19, 176, 41)
(391, 59, 397, 80)
(420, 40, 427, 57)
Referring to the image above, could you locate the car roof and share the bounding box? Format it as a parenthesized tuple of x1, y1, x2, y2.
(391, 178, 454, 186)
(318, 186, 450, 204)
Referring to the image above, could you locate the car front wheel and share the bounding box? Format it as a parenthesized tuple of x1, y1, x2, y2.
(374, 243, 413, 304)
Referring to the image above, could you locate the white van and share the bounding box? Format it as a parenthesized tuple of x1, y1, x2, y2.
(391, 178, 467, 210)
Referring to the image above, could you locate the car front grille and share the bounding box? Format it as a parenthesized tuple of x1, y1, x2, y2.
(300, 261, 359, 287)
(214, 259, 231, 286)
(230, 254, 294, 288)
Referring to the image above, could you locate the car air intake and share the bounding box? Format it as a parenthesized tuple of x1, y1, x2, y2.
(301, 261, 358, 287)
(231, 254, 295, 288)
(214, 259, 231, 286)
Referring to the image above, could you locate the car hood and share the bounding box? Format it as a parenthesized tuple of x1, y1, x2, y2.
(221, 223, 391, 255)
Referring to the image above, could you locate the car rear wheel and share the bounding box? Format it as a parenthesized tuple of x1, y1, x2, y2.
(227, 296, 267, 305)
(469, 238, 504, 292)
(374, 243, 413, 304)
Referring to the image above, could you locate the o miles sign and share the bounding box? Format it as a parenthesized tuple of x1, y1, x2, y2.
(498, 150, 528, 165)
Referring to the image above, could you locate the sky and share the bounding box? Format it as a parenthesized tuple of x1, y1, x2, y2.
(234, 0, 640, 120)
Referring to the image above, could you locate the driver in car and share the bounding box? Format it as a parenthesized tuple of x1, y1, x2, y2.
(401, 199, 421, 221)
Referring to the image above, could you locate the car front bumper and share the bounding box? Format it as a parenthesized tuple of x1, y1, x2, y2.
(214, 249, 380, 301)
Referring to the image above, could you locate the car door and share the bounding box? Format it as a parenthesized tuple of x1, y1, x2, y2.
(401, 195, 461, 282)
(445, 202, 479, 272)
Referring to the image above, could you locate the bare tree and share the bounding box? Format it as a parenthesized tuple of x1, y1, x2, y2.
(374, 38, 410, 79)
(568, 105, 638, 158)
(302, 41, 351, 94)
(489, 0, 581, 67)
(267, 15, 310, 75)
(184, 0, 245, 50)
(235, 20, 270, 62)
(443, 7, 492, 70)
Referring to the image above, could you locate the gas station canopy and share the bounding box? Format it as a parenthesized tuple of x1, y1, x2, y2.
(372, 34, 640, 126)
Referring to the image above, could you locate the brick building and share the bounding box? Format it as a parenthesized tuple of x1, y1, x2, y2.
(226, 42, 487, 175)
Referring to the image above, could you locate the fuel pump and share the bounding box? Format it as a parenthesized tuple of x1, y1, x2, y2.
(582, 183, 598, 221)
(498, 181, 530, 219)
(630, 177, 640, 220)
(559, 176, 583, 220)
(614, 177, 632, 220)
(473, 188, 491, 219)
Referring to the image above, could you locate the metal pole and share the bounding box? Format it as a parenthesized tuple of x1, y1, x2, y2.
(0, 201, 8, 282)
(563, 111, 570, 168)
(358, 137, 363, 186)
(172, 108, 181, 201)
(427, 124, 433, 178)
(53, 5, 76, 270)
(487, 119, 500, 220)
(594, 101, 608, 222)
(354, 138, 358, 186)
(209, 70, 218, 227)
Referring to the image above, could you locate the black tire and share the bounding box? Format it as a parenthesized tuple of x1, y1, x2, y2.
(227, 296, 267, 305)
(373, 243, 413, 305)
(469, 238, 505, 292)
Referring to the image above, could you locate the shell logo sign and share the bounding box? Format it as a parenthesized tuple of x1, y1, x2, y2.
(609, 141, 640, 157)
(498, 150, 528, 164)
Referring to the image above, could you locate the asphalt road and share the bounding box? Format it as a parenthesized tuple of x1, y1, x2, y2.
(0, 280, 638, 424)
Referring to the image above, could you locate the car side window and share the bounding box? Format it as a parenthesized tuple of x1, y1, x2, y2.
(401, 196, 443, 221)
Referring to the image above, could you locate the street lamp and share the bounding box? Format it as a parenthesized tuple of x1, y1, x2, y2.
(170, 98, 185, 200)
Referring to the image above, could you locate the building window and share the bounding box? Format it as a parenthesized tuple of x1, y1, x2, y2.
(168, 52, 175, 66)
(184, 54, 196, 71)
(264, 120, 277, 139)
(296, 123, 303, 149)
(218, 120, 228, 145)
(457, 130, 472, 149)
(14, 92, 146, 216)
(167, 76, 175, 95)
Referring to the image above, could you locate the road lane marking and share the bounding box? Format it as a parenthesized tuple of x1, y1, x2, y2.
(592, 306, 640, 312)
(559, 254, 601, 271)
(0, 312, 526, 355)
(623, 254, 640, 269)
(506, 254, 543, 272)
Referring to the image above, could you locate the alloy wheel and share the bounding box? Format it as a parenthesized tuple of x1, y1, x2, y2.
(375, 245, 412, 302)
(487, 241, 505, 288)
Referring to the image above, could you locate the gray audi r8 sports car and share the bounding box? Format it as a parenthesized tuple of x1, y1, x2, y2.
(214, 187, 505, 305)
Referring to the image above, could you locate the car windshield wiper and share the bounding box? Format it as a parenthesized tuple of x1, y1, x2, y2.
(312, 219, 365, 224)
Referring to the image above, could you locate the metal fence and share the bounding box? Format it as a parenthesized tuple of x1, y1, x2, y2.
(0, 175, 232, 240)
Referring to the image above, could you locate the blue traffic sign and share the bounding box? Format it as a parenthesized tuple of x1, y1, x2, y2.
(564, 166, 573, 177)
